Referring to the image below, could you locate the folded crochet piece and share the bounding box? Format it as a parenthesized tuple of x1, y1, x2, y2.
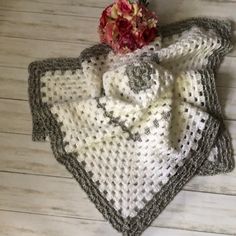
(28, 18, 234, 236)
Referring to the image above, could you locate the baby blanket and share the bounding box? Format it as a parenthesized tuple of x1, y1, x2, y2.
(28, 18, 234, 236)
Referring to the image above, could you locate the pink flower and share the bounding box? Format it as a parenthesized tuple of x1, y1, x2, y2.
(117, 32, 137, 52)
(116, 17, 132, 34)
(116, 0, 133, 15)
(99, 5, 112, 29)
(103, 22, 116, 43)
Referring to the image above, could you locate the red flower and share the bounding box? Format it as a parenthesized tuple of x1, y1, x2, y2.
(103, 22, 116, 43)
(116, 17, 132, 34)
(100, 5, 112, 29)
(116, 0, 133, 15)
(118, 32, 137, 52)
(142, 27, 157, 44)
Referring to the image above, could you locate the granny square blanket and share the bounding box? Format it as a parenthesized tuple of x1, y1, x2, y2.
(28, 18, 234, 236)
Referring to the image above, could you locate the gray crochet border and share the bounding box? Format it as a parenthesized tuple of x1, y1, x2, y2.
(28, 18, 234, 236)
(196, 70, 234, 175)
(159, 17, 234, 174)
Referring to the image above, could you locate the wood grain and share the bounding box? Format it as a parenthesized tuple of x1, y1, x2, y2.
(218, 87, 236, 119)
(0, 0, 108, 15)
(0, 132, 69, 177)
(0, 9, 235, 56)
(225, 119, 236, 153)
(0, 10, 100, 44)
(0, 37, 90, 68)
(0, 1, 103, 18)
(0, 210, 120, 236)
(1, 210, 230, 236)
(216, 57, 236, 88)
(0, 67, 28, 100)
(0, 172, 235, 235)
(1, 0, 236, 23)
(0, 132, 235, 195)
(0, 99, 31, 135)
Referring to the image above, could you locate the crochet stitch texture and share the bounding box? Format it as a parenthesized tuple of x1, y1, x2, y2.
(28, 18, 234, 236)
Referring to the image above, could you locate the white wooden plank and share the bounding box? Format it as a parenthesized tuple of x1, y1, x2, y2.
(0, 11, 100, 44)
(225, 119, 236, 152)
(186, 172, 236, 195)
(0, 172, 235, 235)
(0, 99, 31, 135)
(0, 132, 70, 177)
(1, 0, 236, 22)
(0, 67, 28, 100)
(0, 210, 120, 236)
(0, 37, 90, 68)
(218, 87, 236, 120)
(216, 57, 236, 88)
(0, 0, 104, 18)
(0, 210, 228, 236)
(0, 132, 235, 195)
(0, 9, 235, 55)
(150, 0, 236, 26)
(0, 0, 109, 14)
(153, 190, 236, 234)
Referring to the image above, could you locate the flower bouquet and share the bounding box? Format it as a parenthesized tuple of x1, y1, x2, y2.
(99, 0, 159, 53)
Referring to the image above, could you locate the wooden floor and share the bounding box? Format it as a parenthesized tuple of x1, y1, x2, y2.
(0, 0, 236, 235)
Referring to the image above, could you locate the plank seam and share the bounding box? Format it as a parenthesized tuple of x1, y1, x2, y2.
(0, 208, 234, 236)
(0, 171, 235, 196)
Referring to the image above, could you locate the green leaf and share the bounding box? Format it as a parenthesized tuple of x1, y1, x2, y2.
(128, 0, 150, 6)
(138, 0, 149, 7)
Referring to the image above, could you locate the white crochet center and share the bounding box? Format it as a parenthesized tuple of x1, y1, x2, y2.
(40, 26, 220, 218)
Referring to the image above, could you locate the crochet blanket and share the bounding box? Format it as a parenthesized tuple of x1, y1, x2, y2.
(28, 18, 234, 236)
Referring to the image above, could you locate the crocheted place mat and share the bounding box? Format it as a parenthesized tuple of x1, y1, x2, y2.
(28, 18, 234, 236)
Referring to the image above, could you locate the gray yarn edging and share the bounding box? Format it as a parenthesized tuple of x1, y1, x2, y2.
(28, 18, 234, 236)
(159, 17, 234, 175)
(197, 69, 234, 175)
